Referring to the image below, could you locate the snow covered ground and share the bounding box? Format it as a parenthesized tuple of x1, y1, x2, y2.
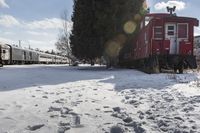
(0, 65, 200, 133)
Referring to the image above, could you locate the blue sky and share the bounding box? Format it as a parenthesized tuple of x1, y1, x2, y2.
(0, 0, 199, 51)
(0, 0, 74, 51)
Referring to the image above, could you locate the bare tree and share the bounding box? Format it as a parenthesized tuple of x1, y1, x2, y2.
(55, 10, 74, 64)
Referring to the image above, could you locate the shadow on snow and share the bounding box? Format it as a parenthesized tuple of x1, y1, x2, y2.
(0, 65, 198, 91)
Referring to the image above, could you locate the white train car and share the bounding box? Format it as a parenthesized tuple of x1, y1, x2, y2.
(6, 45, 39, 64)
(1, 44, 10, 65)
(0, 43, 69, 67)
(38, 52, 55, 64)
(55, 55, 69, 64)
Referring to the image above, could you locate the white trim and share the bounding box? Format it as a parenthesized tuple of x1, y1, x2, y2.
(165, 23, 177, 54)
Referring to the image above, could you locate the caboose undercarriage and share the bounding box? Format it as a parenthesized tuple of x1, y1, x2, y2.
(129, 55, 197, 74)
(159, 55, 197, 73)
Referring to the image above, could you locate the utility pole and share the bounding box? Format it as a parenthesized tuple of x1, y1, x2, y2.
(19, 40, 22, 47)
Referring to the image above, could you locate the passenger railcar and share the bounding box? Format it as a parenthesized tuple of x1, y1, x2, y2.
(0, 43, 69, 66)
(119, 7, 199, 73)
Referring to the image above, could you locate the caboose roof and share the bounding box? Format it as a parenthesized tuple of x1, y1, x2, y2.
(146, 13, 199, 26)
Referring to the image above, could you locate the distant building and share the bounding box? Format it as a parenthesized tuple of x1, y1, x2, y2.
(194, 35, 200, 48)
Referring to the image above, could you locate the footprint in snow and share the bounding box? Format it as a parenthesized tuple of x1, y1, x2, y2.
(53, 100, 64, 104)
(78, 94, 82, 97)
(0, 108, 6, 111)
(42, 96, 48, 99)
(27, 124, 45, 131)
(44, 92, 49, 94)
(84, 113, 91, 116)
(57, 122, 71, 133)
(50, 114, 59, 118)
(103, 106, 110, 108)
(4, 117, 15, 121)
(104, 123, 112, 125)
(48, 106, 62, 112)
(91, 100, 96, 103)
(61, 107, 73, 115)
(104, 110, 113, 113)
(16, 104, 23, 109)
(76, 100, 83, 103)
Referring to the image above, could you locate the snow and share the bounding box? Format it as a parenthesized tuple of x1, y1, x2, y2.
(0, 65, 200, 133)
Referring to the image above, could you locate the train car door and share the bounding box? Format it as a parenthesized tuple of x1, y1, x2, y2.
(177, 23, 188, 53)
(165, 24, 177, 54)
(23, 51, 26, 60)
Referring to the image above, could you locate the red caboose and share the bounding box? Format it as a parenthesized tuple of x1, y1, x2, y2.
(119, 7, 199, 73)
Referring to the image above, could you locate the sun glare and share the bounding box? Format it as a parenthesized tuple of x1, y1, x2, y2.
(123, 21, 137, 34)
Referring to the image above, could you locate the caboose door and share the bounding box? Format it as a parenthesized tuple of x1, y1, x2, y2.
(165, 24, 177, 54)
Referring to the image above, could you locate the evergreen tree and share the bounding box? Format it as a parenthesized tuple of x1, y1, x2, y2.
(70, 0, 146, 66)
(70, 0, 103, 63)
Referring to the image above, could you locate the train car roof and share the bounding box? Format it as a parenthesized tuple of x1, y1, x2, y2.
(0, 43, 66, 58)
(0, 43, 10, 48)
(145, 13, 199, 26)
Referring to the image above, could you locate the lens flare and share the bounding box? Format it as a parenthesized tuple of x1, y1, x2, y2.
(105, 41, 120, 57)
(115, 34, 127, 45)
(105, 34, 127, 58)
(123, 21, 137, 34)
(134, 14, 142, 22)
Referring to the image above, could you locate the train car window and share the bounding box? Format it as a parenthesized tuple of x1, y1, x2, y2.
(154, 26, 163, 39)
(168, 26, 174, 30)
(178, 24, 188, 38)
(168, 31, 174, 35)
(3, 50, 6, 53)
(167, 25, 175, 35)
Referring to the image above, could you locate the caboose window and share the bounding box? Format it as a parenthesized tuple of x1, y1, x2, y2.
(167, 26, 175, 35)
(178, 23, 188, 38)
(154, 26, 163, 39)
(168, 26, 174, 30)
(168, 31, 174, 35)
